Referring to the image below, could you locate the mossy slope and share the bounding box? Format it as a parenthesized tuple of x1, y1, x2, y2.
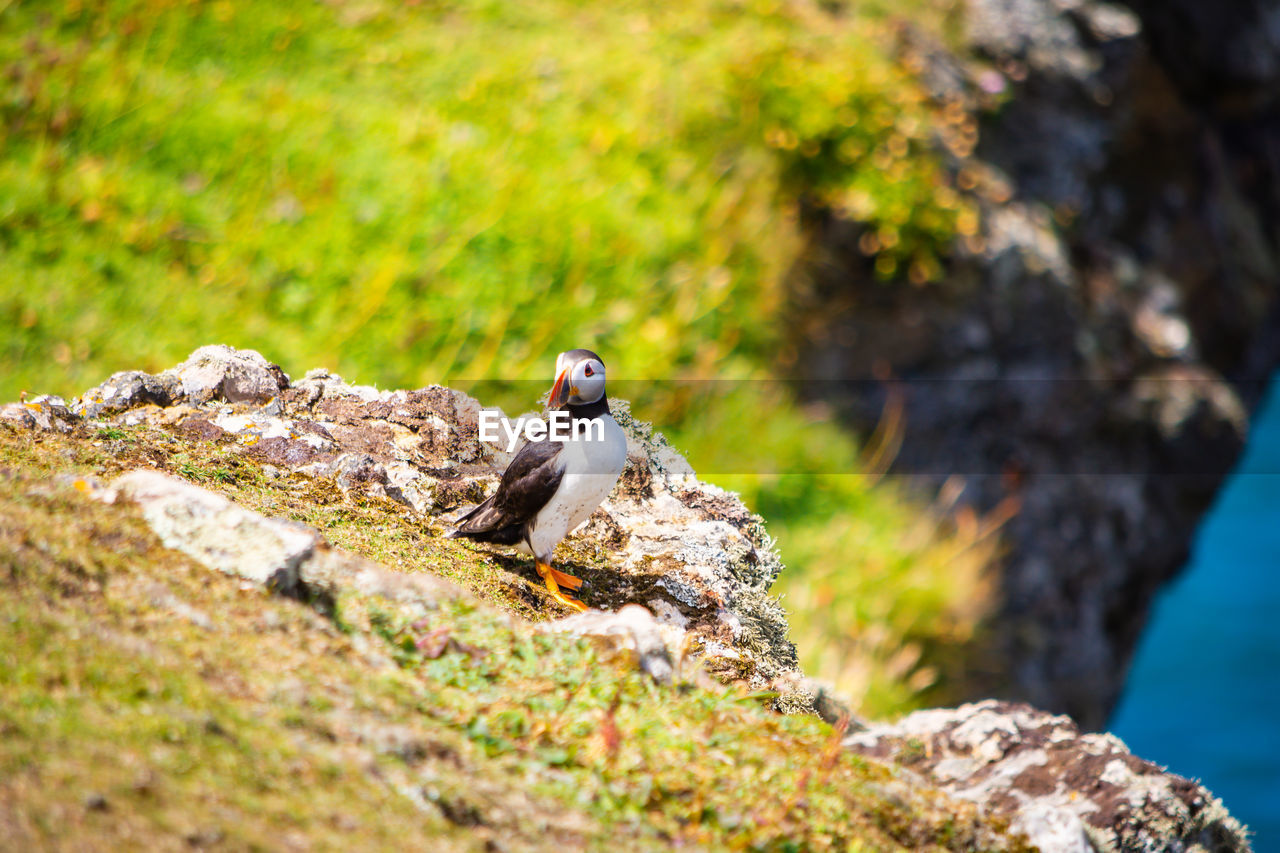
(0, 422, 1025, 851)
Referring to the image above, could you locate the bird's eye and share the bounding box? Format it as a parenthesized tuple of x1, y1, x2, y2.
(584, 365, 594, 377)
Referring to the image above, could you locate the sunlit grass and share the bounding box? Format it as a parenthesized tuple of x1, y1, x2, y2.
(1, 0, 966, 393)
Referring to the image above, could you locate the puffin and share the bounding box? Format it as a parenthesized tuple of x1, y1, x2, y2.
(448, 349, 628, 611)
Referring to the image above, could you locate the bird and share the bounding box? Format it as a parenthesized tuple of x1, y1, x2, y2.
(448, 349, 628, 611)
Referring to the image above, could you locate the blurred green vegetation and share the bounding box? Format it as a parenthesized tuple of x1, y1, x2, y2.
(0, 0, 995, 715)
(667, 384, 1004, 713)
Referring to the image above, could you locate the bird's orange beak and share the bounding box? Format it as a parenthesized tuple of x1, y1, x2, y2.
(550, 368, 571, 407)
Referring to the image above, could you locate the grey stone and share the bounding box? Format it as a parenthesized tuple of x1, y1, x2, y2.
(102, 469, 317, 591)
(167, 345, 290, 405)
(537, 604, 684, 684)
(73, 370, 181, 417)
(97, 468, 474, 619)
(14, 350, 1256, 847)
(844, 700, 1251, 853)
(330, 453, 390, 492)
(0, 396, 75, 432)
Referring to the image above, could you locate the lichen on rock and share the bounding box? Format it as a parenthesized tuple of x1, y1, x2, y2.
(844, 699, 1251, 853)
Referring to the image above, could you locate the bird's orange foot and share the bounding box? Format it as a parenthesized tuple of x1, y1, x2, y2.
(536, 561, 588, 612)
(546, 565, 586, 592)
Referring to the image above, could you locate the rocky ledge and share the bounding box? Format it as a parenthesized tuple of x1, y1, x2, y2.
(0, 345, 1252, 851)
(3, 344, 797, 699)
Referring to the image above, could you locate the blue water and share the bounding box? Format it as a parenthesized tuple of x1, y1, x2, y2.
(1111, 380, 1280, 852)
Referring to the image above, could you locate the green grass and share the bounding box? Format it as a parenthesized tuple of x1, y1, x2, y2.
(1, 0, 966, 390)
(0, 424, 1029, 851)
(0, 0, 996, 716)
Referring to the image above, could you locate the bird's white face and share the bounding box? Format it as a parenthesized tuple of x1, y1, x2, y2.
(551, 351, 607, 406)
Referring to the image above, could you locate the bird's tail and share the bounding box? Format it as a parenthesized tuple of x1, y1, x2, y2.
(445, 495, 494, 538)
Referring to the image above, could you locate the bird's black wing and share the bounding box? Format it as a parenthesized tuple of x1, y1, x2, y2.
(449, 439, 565, 544)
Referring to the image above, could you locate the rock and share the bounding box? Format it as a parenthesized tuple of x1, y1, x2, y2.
(99, 468, 474, 618)
(769, 673, 868, 731)
(80, 384, 788, 686)
(73, 370, 182, 417)
(537, 604, 685, 684)
(580, 402, 799, 691)
(93, 469, 706, 687)
(844, 700, 1251, 853)
(1125, 0, 1280, 111)
(330, 453, 391, 492)
(65, 346, 290, 416)
(302, 544, 474, 615)
(177, 416, 227, 442)
(0, 396, 75, 432)
(102, 469, 319, 592)
(168, 344, 290, 404)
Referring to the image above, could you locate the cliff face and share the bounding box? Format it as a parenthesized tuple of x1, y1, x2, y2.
(794, 0, 1280, 728)
(0, 346, 1252, 850)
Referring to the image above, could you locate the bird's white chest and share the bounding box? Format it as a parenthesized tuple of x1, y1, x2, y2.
(523, 414, 627, 560)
